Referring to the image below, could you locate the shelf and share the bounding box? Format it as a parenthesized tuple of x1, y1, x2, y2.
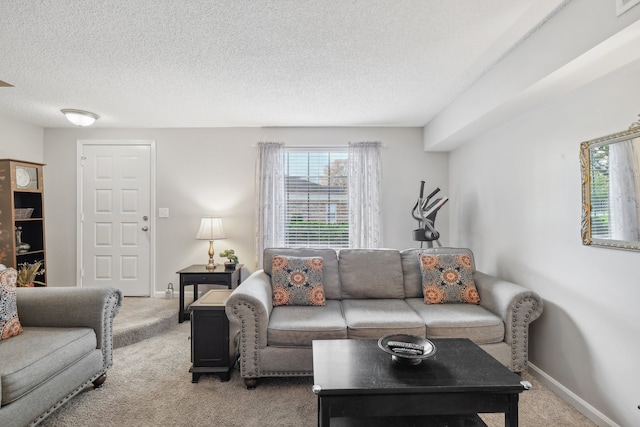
(16, 250, 45, 257)
(0, 159, 47, 286)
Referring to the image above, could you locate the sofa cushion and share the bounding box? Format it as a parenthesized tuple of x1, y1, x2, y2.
(0, 326, 97, 405)
(406, 298, 504, 344)
(419, 252, 480, 304)
(400, 249, 426, 298)
(341, 299, 425, 339)
(267, 300, 347, 347)
(0, 268, 22, 340)
(339, 249, 405, 299)
(264, 248, 341, 299)
(401, 248, 478, 298)
(271, 256, 326, 306)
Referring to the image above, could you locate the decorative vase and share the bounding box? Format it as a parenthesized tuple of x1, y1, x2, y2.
(224, 262, 236, 271)
(15, 226, 31, 254)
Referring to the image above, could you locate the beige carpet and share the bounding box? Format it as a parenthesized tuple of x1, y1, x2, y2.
(112, 296, 178, 348)
(40, 302, 595, 427)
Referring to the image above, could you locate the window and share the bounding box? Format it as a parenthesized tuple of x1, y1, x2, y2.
(256, 141, 381, 265)
(589, 144, 610, 238)
(284, 148, 349, 247)
(327, 204, 337, 223)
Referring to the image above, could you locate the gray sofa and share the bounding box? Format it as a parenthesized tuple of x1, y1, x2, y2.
(226, 247, 543, 388)
(0, 287, 122, 427)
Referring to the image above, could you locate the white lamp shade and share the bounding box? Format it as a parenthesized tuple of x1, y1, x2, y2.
(195, 217, 226, 240)
(61, 109, 99, 126)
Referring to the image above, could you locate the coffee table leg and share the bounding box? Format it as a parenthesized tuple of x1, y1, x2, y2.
(318, 397, 330, 427)
(505, 393, 519, 427)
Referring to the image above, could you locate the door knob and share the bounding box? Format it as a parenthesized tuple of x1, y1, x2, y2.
(142, 226, 149, 231)
(143, 215, 149, 221)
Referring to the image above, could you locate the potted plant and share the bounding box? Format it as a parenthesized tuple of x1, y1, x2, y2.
(219, 249, 239, 270)
(17, 261, 45, 287)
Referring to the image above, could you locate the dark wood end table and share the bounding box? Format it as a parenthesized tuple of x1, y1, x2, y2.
(189, 289, 236, 382)
(312, 338, 528, 427)
(176, 264, 242, 323)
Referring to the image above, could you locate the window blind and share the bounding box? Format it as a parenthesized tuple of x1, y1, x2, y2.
(589, 145, 610, 238)
(284, 148, 349, 248)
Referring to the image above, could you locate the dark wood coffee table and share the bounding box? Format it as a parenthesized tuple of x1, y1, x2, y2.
(312, 338, 529, 427)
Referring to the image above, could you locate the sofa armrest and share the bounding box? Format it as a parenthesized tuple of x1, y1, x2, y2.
(474, 271, 543, 371)
(16, 287, 123, 369)
(225, 270, 272, 379)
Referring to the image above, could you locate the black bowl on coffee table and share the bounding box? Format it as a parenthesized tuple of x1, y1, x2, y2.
(378, 334, 437, 365)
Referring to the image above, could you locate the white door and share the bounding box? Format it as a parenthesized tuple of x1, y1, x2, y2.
(78, 141, 154, 296)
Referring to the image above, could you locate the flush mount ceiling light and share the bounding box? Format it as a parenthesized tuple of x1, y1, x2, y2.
(61, 109, 100, 126)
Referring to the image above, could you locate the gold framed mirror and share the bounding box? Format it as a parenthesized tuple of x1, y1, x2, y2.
(580, 116, 640, 250)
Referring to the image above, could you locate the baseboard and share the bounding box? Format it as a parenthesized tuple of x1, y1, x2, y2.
(528, 363, 619, 427)
(152, 290, 208, 299)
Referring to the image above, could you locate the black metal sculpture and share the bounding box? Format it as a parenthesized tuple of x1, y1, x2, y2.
(411, 181, 448, 248)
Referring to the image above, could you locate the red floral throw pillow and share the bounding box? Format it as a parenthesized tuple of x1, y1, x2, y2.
(0, 268, 23, 340)
(418, 253, 480, 304)
(271, 256, 326, 306)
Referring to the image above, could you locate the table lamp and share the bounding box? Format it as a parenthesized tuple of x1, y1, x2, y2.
(195, 217, 226, 270)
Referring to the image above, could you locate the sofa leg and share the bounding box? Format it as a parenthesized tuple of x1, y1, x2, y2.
(244, 378, 257, 389)
(93, 374, 107, 388)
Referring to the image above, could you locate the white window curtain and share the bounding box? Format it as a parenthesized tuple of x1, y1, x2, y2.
(255, 142, 285, 268)
(609, 138, 640, 241)
(348, 141, 382, 248)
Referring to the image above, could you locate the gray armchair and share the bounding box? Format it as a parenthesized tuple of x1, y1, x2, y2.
(0, 287, 122, 427)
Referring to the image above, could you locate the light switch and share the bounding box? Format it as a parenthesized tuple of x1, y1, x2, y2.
(158, 208, 169, 218)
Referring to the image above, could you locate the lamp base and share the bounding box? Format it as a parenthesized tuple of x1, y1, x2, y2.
(206, 240, 216, 270)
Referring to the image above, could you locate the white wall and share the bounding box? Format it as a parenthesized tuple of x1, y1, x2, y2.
(424, 0, 640, 152)
(0, 115, 44, 162)
(43, 127, 447, 293)
(449, 56, 640, 427)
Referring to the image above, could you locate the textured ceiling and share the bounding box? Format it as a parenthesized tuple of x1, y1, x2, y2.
(0, 0, 567, 128)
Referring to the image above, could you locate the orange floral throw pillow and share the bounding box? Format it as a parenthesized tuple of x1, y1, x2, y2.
(418, 253, 480, 304)
(0, 268, 23, 340)
(271, 256, 326, 306)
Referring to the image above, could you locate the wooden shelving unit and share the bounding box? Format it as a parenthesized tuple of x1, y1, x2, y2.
(0, 159, 47, 286)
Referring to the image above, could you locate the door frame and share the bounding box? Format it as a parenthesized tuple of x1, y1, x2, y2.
(76, 140, 157, 295)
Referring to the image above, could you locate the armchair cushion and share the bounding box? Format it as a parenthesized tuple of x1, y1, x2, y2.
(0, 268, 22, 340)
(0, 327, 97, 405)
